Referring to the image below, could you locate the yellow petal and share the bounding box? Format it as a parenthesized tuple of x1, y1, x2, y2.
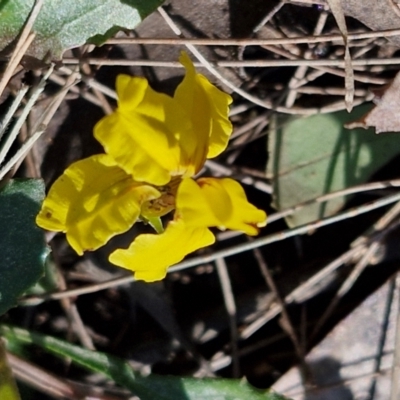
(176, 177, 231, 227)
(109, 219, 215, 282)
(175, 52, 233, 170)
(36, 154, 160, 255)
(95, 54, 233, 184)
(94, 75, 191, 186)
(177, 177, 267, 235)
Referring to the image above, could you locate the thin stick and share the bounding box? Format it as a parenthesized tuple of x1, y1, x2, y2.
(390, 273, 400, 400)
(0, 0, 44, 96)
(240, 245, 361, 339)
(49, 73, 103, 106)
(252, 1, 286, 33)
(311, 200, 400, 338)
(0, 33, 35, 97)
(260, 43, 386, 86)
(0, 86, 29, 141)
(62, 60, 375, 114)
(77, 48, 114, 115)
(215, 258, 240, 378)
(61, 56, 400, 68)
(157, 6, 310, 113)
(288, 0, 326, 5)
(58, 66, 117, 99)
(205, 159, 273, 193)
(267, 179, 400, 224)
(8, 352, 77, 398)
(294, 86, 369, 96)
(0, 69, 52, 165)
(252, 246, 307, 375)
(10, 0, 43, 54)
(311, 240, 380, 338)
(229, 114, 268, 140)
(169, 191, 400, 271)
(54, 263, 95, 350)
(0, 68, 80, 181)
(156, 8, 377, 115)
(7, 352, 125, 400)
(285, 11, 328, 107)
(106, 28, 400, 46)
(20, 191, 400, 304)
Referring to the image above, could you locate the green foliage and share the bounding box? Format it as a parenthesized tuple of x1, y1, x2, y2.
(267, 105, 400, 227)
(0, 340, 20, 400)
(0, 325, 291, 400)
(0, 179, 48, 316)
(0, 0, 164, 59)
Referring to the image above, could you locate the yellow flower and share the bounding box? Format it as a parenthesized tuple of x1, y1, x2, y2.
(36, 52, 267, 282)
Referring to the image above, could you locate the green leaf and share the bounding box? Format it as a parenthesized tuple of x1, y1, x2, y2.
(22, 257, 60, 298)
(0, 0, 164, 60)
(0, 340, 20, 400)
(0, 179, 48, 316)
(0, 325, 290, 400)
(267, 105, 400, 227)
(142, 215, 165, 234)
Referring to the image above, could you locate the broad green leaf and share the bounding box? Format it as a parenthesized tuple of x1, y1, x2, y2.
(267, 105, 400, 227)
(0, 0, 164, 60)
(0, 179, 48, 316)
(0, 325, 290, 400)
(22, 257, 60, 298)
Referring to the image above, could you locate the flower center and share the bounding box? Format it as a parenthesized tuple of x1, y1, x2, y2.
(140, 177, 182, 218)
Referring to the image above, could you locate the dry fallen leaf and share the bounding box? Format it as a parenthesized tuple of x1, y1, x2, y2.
(341, 0, 400, 46)
(327, 0, 354, 111)
(346, 71, 400, 133)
